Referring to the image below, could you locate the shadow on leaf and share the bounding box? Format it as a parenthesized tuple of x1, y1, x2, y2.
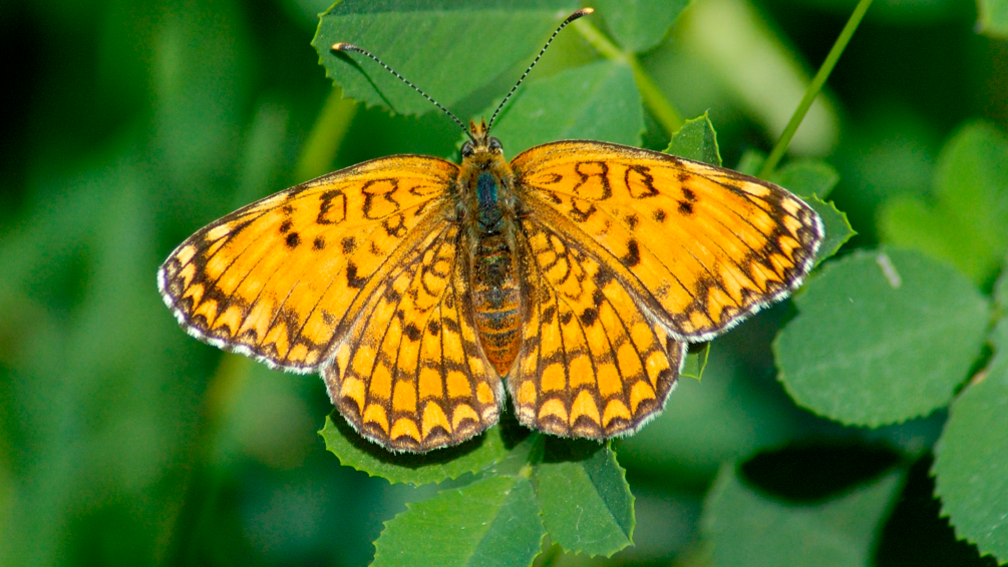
(325, 410, 498, 468)
(541, 436, 606, 464)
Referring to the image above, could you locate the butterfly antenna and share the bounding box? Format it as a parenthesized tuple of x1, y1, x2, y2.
(486, 8, 594, 132)
(332, 42, 473, 140)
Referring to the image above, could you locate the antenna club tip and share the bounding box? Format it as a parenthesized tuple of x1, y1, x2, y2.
(331, 42, 357, 52)
(569, 7, 594, 21)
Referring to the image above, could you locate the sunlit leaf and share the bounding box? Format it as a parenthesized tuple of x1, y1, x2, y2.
(372, 475, 545, 567)
(809, 195, 855, 266)
(775, 248, 991, 426)
(665, 112, 721, 166)
(534, 440, 634, 557)
(933, 318, 1008, 563)
(313, 0, 579, 115)
(593, 0, 689, 53)
(489, 60, 643, 156)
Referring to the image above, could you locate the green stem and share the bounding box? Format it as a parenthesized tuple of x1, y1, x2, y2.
(295, 87, 358, 180)
(573, 19, 683, 135)
(758, 0, 874, 178)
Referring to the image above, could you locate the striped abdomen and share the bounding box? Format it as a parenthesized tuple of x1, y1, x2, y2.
(471, 233, 522, 376)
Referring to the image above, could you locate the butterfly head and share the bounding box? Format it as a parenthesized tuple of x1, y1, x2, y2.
(461, 119, 505, 165)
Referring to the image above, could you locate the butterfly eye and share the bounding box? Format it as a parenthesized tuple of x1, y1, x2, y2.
(489, 137, 503, 152)
(461, 141, 474, 157)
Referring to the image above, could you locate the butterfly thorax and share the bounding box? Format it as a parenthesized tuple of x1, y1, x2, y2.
(457, 122, 522, 376)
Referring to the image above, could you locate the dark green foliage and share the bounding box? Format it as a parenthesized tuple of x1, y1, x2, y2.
(4, 0, 1007, 565)
(879, 122, 1008, 287)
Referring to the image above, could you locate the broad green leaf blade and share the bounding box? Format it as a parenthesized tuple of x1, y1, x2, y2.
(313, 0, 579, 115)
(372, 475, 545, 567)
(593, 0, 689, 53)
(769, 159, 840, 199)
(879, 121, 1008, 286)
(490, 60, 644, 157)
(664, 113, 722, 166)
(703, 464, 903, 567)
(533, 440, 634, 557)
(320, 413, 510, 486)
(809, 195, 855, 266)
(978, 0, 1008, 38)
(933, 318, 1008, 563)
(775, 248, 991, 426)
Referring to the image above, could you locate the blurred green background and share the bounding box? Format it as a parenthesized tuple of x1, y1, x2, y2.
(1, 0, 1004, 565)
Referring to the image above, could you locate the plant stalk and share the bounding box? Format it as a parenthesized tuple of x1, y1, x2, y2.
(759, 0, 874, 178)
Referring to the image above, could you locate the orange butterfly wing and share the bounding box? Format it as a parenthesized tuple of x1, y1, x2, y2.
(512, 140, 824, 342)
(159, 154, 505, 452)
(505, 140, 822, 437)
(158, 155, 459, 372)
(512, 216, 686, 438)
(322, 223, 502, 451)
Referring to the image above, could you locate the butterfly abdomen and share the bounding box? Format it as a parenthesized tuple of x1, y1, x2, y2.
(470, 233, 522, 376)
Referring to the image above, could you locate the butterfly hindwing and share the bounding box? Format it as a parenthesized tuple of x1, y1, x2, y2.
(323, 224, 504, 452)
(158, 155, 459, 373)
(511, 140, 824, 342)
(512, 216, 686, 439)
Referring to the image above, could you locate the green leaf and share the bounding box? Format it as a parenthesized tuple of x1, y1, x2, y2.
(312, 0, 579, 115)
(320, 413, 511, 486)
(995, 254, 1008, 316)
(736, 149, 765, 176)
(593, 0, 689, 53)
(809, 195, 855, 266)
(879, 121, 1008, 286)
(775, 248, 991, 426)
(977, 0, 1008, 38)
(664, 113, 722, 166)
(769, 159, 840, 199)
(490, 60, 644, 157)
(703, 464, 903, 567)
(764, 159, 850, 265)
(533, 440, 634, 557)
(615, 344, 801, 482)
(372, 475, 545, 567)
(933, 318, 1008, 563)
(681, 342, 711, 381)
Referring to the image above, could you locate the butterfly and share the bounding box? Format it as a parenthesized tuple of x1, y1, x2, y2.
(158, 9, 823, 453)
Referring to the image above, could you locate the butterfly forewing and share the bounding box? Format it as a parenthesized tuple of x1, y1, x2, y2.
(158, 155, 459, 372)
(511, 140, 824, 342)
